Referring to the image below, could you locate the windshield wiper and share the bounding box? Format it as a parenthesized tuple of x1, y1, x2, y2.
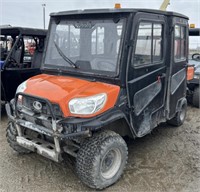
(54, 41, 78, 68)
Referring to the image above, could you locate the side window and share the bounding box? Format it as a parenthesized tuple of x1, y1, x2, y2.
(133, 22, 163, 66)
(153, 24, 162, 62)
(135, 23, 152, 64)
(174, 25, 186, 61)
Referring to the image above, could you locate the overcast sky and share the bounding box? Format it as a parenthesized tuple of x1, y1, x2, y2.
(0, 0, 200, 29)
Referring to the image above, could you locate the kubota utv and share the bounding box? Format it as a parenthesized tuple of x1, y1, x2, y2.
(6, 8, 189, 189)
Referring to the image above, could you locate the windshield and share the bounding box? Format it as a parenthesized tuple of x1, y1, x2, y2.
(44, 18, 125, 76)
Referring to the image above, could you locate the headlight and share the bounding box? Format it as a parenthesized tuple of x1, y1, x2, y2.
(16, 80, 27, 94)
(69, 93, 107, 115)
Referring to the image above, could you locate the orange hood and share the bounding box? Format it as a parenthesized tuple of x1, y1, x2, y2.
(24, 74, 120, 117)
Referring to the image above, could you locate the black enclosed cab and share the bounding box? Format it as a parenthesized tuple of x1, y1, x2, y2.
(0, 27, 47, 104)
(6, 9, 189, 189)
(187, 27, 200, 108)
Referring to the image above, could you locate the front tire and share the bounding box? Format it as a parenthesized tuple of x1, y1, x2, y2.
(193, 86, 200, 108)
(76, 130, 128, 189)
(6, 122, 31, 154)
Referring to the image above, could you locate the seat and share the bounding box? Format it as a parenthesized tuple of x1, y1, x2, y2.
(31, 39, 44, 68)
(31, 50, 43, 68)
(13, 48, 23, 64)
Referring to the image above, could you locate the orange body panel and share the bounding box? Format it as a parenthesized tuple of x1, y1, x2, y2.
(187, 66, 195, 81)
(24, 74, 120, 118)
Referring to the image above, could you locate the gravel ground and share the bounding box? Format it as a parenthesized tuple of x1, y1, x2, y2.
(0, 106, 200, 192)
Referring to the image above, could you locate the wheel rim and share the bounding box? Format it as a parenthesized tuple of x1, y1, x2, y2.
(180, 105, 186, 122)
(100, 148, 122, 179)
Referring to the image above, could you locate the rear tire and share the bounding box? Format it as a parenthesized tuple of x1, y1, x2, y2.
(76, 130, 128, 189)
(6, 122, 31, 154)
(167, 100, 187, 127)
(192, 86, 200, 108)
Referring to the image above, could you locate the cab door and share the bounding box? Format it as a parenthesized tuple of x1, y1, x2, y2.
(168, 18, 188, 118)
(127, 13, 167, 137)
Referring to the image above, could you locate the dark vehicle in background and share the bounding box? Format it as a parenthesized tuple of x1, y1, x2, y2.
(187, 27, 200, 108)
(0, 27, 46, 104)
(6, 9, 189, 189)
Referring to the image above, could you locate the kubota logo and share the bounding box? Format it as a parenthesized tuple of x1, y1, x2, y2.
(33, 101, 42, 111)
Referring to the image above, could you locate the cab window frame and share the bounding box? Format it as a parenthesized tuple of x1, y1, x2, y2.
(132, 20, 164, 68)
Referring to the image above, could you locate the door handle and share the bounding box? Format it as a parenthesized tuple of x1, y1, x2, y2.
(157, 73, 166, 83)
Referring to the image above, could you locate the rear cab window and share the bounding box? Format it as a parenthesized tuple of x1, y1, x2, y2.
(174, 25, 187, 62)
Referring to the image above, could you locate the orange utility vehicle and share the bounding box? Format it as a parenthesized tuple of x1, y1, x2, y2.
(6, 8, 189, 189)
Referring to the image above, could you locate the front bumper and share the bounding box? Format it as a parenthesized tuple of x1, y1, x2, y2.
(16, 135, 59, 161)
(5, 96, 90, 162)
(6, 93, 127, 161)
(6, 103, 91, 139)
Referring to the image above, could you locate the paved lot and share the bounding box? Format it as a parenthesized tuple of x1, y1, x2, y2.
(0, 106, 200, 192)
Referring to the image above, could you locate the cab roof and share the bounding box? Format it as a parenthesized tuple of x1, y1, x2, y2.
(50, 8, 188, 19)
(0, 27, 47, 37)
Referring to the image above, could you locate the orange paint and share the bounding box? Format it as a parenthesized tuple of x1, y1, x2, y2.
(187, 66, 195, 81)
(24, 74, 120, 118)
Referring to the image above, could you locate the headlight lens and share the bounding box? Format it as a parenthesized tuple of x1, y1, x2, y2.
(69, 93, 107, 115)
(16, 80, 27, 94)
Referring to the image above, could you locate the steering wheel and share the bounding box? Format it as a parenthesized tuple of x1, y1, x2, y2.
(192, 53, 200, 61)
(7, 57, 20, 68)
(96, 60, 115, 71)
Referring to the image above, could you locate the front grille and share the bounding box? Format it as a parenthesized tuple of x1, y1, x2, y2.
(17, 95, 63, 118)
